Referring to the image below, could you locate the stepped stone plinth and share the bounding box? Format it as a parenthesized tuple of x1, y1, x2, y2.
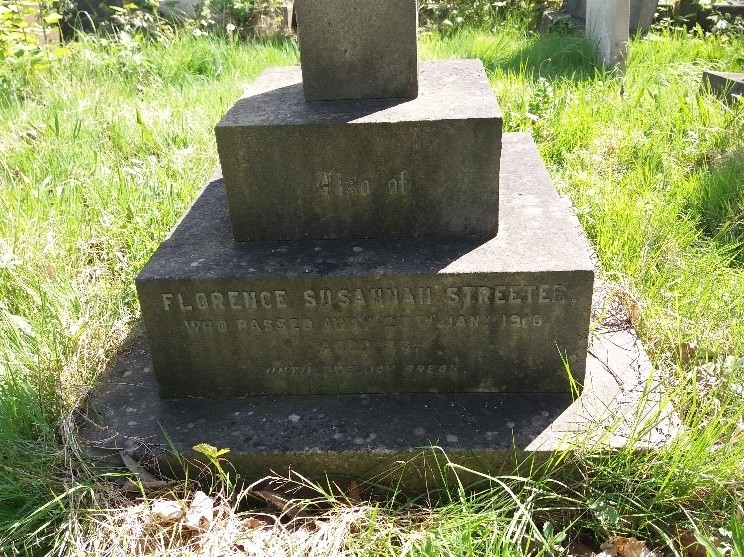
(90, 0, 644, 489)
(137, 134, 593, 397)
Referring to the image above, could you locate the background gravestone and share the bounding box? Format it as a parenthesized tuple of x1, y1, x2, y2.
(586, 0, 630, 68)
(703, 71, 744, 105)
(563, 0, 658, 34)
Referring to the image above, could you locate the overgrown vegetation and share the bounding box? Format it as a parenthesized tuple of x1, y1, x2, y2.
(1, 3, 744, 555)
(418, 0, 558, 31)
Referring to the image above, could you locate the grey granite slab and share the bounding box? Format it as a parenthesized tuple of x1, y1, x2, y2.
(703, 71, 744, 104)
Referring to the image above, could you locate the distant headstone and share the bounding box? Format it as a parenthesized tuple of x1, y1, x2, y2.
(630, 0, 658, 34)
(586, 0, 629, 68)
(294, 0, 418, 101)
(703, 71, 744, 105)
(551, 0, 657, 35)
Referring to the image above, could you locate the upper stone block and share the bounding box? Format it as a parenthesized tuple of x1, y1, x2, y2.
(215, 59, 502, 242)
(295, 0, 418, 101)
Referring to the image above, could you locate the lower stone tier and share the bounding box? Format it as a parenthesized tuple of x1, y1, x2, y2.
(136, 133, 595, 397)
(81, 308, 678, 492)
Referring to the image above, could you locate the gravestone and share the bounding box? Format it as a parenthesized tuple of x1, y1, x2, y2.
(586, 0, 630, 68)
(703, 71, 744, 105)
(137, 0, 594, 397)
(104, 0, 639, 486)
(544, 0, 657, 35)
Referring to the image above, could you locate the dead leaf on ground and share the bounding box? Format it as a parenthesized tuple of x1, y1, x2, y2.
(240, 517, 264, 530)
(120, 451, 160, 483)
(346, 481, 361, 503)
(679, 342, 697, 365)
(678, 531, 709, 557)
(118, 477, 179, 493)
(151, 499, 185, 523)
(183, 490, 214, 531)
(604, 536, 656, 557)
(118, 452, 178, 492)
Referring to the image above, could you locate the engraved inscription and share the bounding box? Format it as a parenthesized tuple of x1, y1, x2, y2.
(163, 291, 286, 311)
(168, 279, 581, 386)
(303, 287, 431, 307)
(445, 285, 568, 306)
(263, 363, 462, 377)
(387, 171, 411, 195)
(162, 285, 573, 312)
(316, 170, 411, 197)
(183, 320, 228, 333)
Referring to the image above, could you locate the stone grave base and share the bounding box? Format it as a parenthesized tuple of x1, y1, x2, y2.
(79, 133, 678, 491)
(79, 297, 677, 492)
(703, 71, 744, 105)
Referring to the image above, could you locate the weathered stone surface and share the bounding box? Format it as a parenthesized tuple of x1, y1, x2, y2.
(586, 0, 629, 68)
(294, 0, 418, 101)
(563, 0, 658, 34)
(215, 60, 502, 242)
(630, 0, 658, 34)
(82, 286, 678, 492)
(703, 71, 744, 104)
(137, 134, 594, 397)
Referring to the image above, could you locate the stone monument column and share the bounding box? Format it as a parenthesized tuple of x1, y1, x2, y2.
(136, 0, 594, 398)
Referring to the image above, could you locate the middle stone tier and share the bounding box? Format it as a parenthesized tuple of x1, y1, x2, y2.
(215, 59, 503, 241)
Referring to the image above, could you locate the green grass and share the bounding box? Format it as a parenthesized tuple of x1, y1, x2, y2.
(1, 17, 744, 556)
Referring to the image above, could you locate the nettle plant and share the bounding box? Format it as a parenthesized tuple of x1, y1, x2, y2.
(656, 0, 744, 36)
(0, 1, 65, 64)
(0, 0, 71, 90)
(418, 0, 559, 32)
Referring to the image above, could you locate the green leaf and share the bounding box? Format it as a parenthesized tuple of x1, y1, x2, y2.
(588, 497, 619, 528)
(731, 515, 744, 557)
(7, 313, 34, 337)
(42, 12, 62, 24)
(193, 443, 230, 459)
(693, 530, 725, 557)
